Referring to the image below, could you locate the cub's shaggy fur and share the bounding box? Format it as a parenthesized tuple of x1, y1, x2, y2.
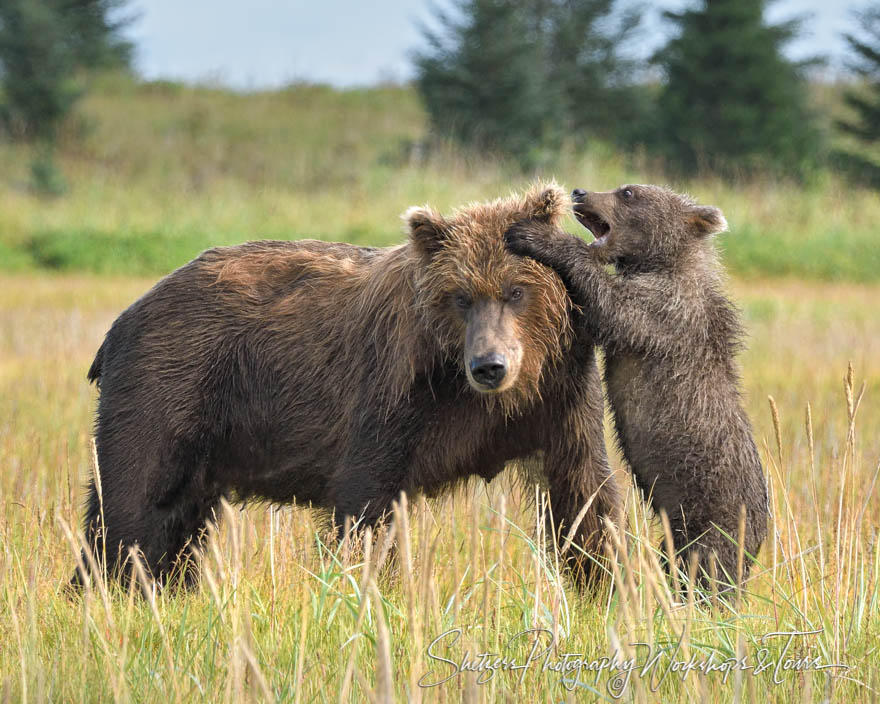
(79, 184, 619, 587)
(506, 184, 769, 586)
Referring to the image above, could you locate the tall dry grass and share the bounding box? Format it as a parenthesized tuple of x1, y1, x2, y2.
(1, 273, 879, 702)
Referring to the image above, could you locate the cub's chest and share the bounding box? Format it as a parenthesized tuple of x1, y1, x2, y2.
(603, 352, 657, 435)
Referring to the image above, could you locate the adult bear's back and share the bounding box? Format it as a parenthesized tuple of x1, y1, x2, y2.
(88, 239, 400, 506)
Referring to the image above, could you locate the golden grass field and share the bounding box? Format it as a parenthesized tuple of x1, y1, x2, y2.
(1, 78, 879, 702)
(1, 272, 878, 702)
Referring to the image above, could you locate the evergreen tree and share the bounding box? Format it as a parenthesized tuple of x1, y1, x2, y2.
(413, 0, 642, 169)
(541, 0, 646, 145)
(654, 0, 820, 176)
(0, 0, 132, 141)
(60, 0, 133, 69)
(835, 4, 880, 187)
(415, 0, 556, 168)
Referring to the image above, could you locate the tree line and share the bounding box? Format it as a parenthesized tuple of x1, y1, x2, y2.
(2, 0, 879, 190)
(414, 0, 880, 182)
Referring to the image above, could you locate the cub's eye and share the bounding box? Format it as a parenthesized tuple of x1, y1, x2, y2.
(621, 188, 634, 199)
(454, 293, 471, 310)
(509, 287, 524, 301)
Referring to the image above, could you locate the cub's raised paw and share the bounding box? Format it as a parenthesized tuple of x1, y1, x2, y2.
(504, 225, 543, 258)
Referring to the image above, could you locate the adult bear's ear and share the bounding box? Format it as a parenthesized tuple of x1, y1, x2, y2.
(524, 182, 570, 225)
(687, 205, 728, 237)
(405, 206, 450, 259)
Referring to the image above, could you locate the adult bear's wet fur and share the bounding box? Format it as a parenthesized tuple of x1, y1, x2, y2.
(76, 183, 621, 589)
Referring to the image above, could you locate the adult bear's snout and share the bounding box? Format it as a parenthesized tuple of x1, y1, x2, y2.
(469, 354, 507, 389)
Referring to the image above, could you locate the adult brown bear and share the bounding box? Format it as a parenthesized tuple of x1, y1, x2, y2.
(78, 184, 619, 587)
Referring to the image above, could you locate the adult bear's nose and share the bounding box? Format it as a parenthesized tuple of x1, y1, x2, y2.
(470, 354, 507, 389)
(571, 188, 587, 201)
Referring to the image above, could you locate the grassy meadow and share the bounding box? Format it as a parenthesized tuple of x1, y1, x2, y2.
(1, 78, 880, 702)
(0, 75, 879, 281)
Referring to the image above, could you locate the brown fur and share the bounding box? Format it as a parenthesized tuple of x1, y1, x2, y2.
(78, 183, 620, 588)
(506, 184, 769, 588)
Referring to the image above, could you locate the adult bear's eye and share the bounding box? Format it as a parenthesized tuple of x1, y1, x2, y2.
(621, 188, 634, 199)
(509, 287, 524, 301)
(454, 293, 471, 310)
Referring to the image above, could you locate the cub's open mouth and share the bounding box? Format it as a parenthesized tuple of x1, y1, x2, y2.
(573, 204, 611, 246)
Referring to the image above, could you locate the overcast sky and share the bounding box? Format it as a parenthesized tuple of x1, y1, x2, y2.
(126, 0, 862, 89)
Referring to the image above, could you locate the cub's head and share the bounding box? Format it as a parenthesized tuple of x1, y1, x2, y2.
(405, 183, 573, 411)
(572, 185, 727, 268)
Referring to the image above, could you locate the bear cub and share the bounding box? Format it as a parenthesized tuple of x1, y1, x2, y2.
(506, 184, 769, 588)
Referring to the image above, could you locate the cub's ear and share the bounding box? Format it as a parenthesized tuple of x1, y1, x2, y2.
(686, 205, 728, 237)
(524, 183, 570, 225)
(404, 206, 450, 258)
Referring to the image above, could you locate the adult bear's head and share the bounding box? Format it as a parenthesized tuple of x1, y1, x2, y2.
(405, 183, 574, 411)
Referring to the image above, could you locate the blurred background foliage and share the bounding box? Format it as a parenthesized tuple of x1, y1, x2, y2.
(0, 0, 132, 193)
(0, 0, 879, 278)
(413, 0, 646, 169)
(834, 4, 880, 186)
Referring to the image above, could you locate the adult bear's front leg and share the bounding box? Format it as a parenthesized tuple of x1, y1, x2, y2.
(326, 405, 421, 537)
(539, 355, 622, 589)
(542, 441, 621, 588)
(327, 465, 406, 535)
